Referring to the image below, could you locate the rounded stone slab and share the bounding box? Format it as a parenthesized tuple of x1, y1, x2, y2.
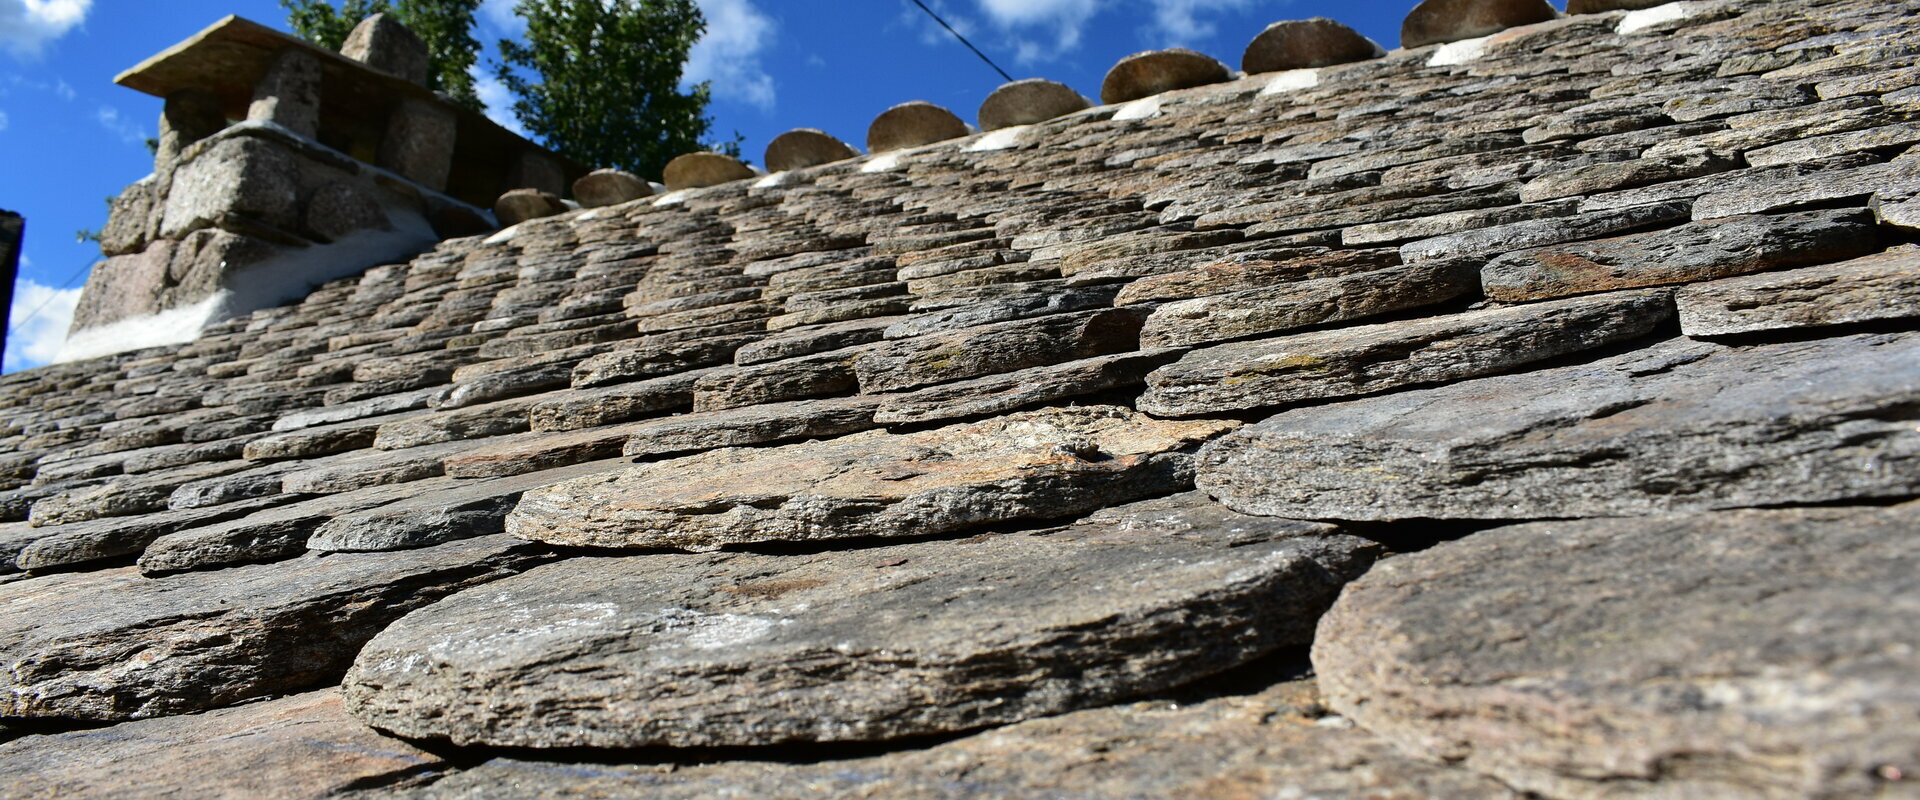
(662, 151, 756, 190)
(977, 78, 1091, 131)
(763, 128, 859, 172)
(346, 494, 1381, 748)
(570, 168, 652, 207)
(1314, 502, 1920, 799)
(367, 679, 1520, 799)
(1401, 0, 1558, 49)
(866, 101, 970, 153)
(1101, 48, 1230, 105)
(492, 188, 565, 227)
(508, 406, 1238, 551)
(1241, 19, 1384, 74)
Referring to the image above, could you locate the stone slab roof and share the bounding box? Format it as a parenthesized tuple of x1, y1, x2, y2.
(3, 0, 1918, 795)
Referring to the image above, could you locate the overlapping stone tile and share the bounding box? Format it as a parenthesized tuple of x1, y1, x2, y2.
(1676, 245, 1920, 336)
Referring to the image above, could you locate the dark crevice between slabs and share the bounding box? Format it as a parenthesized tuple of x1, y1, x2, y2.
(1682, 315, 1920, 347)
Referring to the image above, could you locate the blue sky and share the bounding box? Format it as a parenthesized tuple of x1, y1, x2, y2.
(1, 0, 1429, 371)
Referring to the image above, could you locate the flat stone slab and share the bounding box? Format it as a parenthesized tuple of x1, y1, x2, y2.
(1198, 332, 1920, 520)
(1676, 245, 1920, 337)
(873, 350, 1183, 425)
(1314, 502, 1920, 800)
(16, 495, 287, 572)
(621, 394, 884, 459)
(369, 678, 1519, 799)
(1140, 289, 1672, 416)
(347, 492, 1377, 747)
(1139, 260, 1477, 348)
(854, 309, 1144, 394)
(0, 688, 443, 800)
(0, 535, 549, 721)
(279, 440, 469, 493)
(1482, 208, 1881, 302)
(138, 479, 465, 574)
(308, 458, 627, 552)
(509, 406, 1237, 550)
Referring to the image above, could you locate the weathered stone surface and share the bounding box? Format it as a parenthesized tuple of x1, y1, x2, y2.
(161, 136, 301, 239)
(1199, 332, 1920, 520)
(1113, 247, 1402, 304)
(0, 534, 549, 721)
(570, 335, 753, 388)
(137, 479, 464, 574)
(27, 461, 248, 525)
(1401, 201, 1690, 263)
(620, 395, 884, 459)
(1142, 290, 1672, 416)
(14, 496, 284, 572)
(1401, 0, 1557, 48)
(341, 13, 430, 86)
(977, 78, 1090, 131)
(309, 459, 625, 552)
(247, 49, 321, 138)
(168, 462, 294, 509)
(377, 98, 455, 191)
(733, 316, 897, 365)
(1482, 208, 1882, 302)
(570, 168, 652, 207)
(1242, 18, 1382, 73)
(493, 188, 565, 227)
(866, 101, 970, 153)
(1140, 260, 1477, 348)
(1342, 199, 1576, 247)
(1523, 152, 1736, 203)
(1690, 158, 1917, 219)
(1677, 246, 1920, 337)
(244, 411, 420, 461)
(372, 397, 534, 449)
(279, 440, 469, 494)
(0, 689, 444, 800)
(874, 350, 1184, 425)
(692, 347, 863, 411)
(1100, 48, 1230, 105)
(855, 309, 1144, 394)
(526, 369, 706, 431)
(349, 491, 1374, 747)
(762, 128, 859, 172)
(662, 152, 756, 191)
(510, 406, 1237, 550)
(1315, 503, 1920, 800)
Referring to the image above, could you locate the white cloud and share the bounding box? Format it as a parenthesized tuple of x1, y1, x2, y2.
(977, 0, 1095, 61)
(471, 64, 531, 139)
(1141, 0, 1256, 45)
(685, 0, 775, 112)
(94, 104, 146, 145)
(0, 0, 89, 60)
(5, 277, 82, 371)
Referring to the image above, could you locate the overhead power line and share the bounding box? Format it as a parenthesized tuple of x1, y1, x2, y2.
(908, 0, 1014, 84)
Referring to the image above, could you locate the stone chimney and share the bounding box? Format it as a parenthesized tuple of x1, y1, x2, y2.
(60, 15, 579, 363)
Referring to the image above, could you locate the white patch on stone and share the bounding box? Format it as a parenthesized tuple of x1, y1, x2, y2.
(56, 293, 227, 363)
(753, 171, 788, 188)
(648, 181, 668, 194)
(1618, 1, 1708, 34)
(967, 125, 1029, 152)
(574, 208, 603, 221)
(1428, 35, 1492, 67)
(482, 224, 520, 244)
(1113, 96, 1163, 121)
(1260, 68, 1321, 96)
(653, 190, 690, 206)
(680, 612, 781, 651)
(860, 152, 904, 173)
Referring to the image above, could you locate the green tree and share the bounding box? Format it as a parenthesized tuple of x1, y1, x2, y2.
(496, 0, 728, 179)
(280, 0, 483, 109)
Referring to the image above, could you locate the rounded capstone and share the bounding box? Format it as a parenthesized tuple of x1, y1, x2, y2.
(1401, 0, 1559, 49)
(340, 13, 430, 86)
(570, 168, 653, 207)
(492, 188, 565, 226)
(763, 128, 859, 172)
(1242, 18, 1385, 73)
(1100, 48, 1230, 105)
(977, 79, 1092, 131)
(866, 101, 970, 153)
(661, 152, 756, 191)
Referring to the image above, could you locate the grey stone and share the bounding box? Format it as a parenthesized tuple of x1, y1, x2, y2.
(156, 88, 225, 176)
(692, 347, 863, 411)
(762, 128, 859, 172)
(1401, 201, 1692, 263)
(370, 677, 1519, 800)
(1241, 18, 1383, 74)
(1100, 49, 1230, 105)
(137, 480, 462, 574)
(493, 188, 566, 227)
(509, 406, 1237, 551)
(1744, 123, 1920, 168)
(341, 13, 431, 86)
(303, 181, 392, 241)
(855, 309, 1144, 394)
(0, 689, 445, 800)
(0, 534, 548, 722)
(377, 98, 455, 191)
(372, 397, 534, 449)
(244, 411, 422, 461)
(620, 395, 885, 459)
(272, 387, 440, 432)
(570, 168, 652, 207)
(27, 461, 249, 525)
(347, 491, 1374, 747)
(1676, 245, 1920, 337)
(161, 136, 301, 239)
(279, 440, 470, 494)
(169, 462, 297, 510)
(570, 336, 753, 387)
(1314, 503, 1920, 800)
(662, 152, 756, 191)
(1691, 157, 1917, 219)
(733, 316, 898, 365)
(247, 49, 321, 138)
(1482, 208, 1882, 302)
(1198, 332, 1920, 521)
(977, 79, 1091, 131)
(1141, 290, 1673, 417)
(526, 369, 708, 432)
(1113, 247, 1402, 304)
(1341, 200, 1577, 248)
(14, 496, 285, 572)
(1140, 260, 1478, 349)
(308, 458, 626, 552)
(874, 350, 1185, 426)
(866, 101, 970, 153)
(1401, 0, 1558, 48)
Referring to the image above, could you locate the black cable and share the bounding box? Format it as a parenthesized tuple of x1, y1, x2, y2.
(5, 259, 93, 342)
(908, 0, 1014, 83)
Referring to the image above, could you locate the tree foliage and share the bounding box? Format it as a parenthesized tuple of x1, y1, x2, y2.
(279, 0, 482, 109)
(496, 0, 727, 179)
